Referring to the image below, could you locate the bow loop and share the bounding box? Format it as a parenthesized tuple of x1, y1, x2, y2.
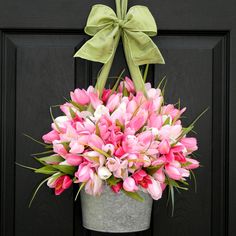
(124, 6, 157, 36)
(84, 4, 118, 36)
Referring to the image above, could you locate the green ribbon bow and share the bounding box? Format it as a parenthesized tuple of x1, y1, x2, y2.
(74, 0, 164, 96)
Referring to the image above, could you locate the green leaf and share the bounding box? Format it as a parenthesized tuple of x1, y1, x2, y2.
(70, 100, 86, 111)
(75, 182, 86, 201)
(95, 123, 101, 136)
(145, 165, 163, 175)
(122, 190, 144, 202)
(15, 162, 37, 171)
(181, 161, 192, 168)
(37, 155, 64, 164)
(107, 175, 121, 186)
(23, 133, 51, 148)
(111, 68, 125, 94)
(29, 177, 50, 208)
(31, 150, 54, 156)
(35, 166, 58, 175)
(115, 119, 124, 132)
(51, 165, 76, 175)
(50, 106, 61, 132)
(61, 142, 70, 151)
(88, 145, 110, 158)
(122, 82, 129, 96)
(168, 178, 188, 190)
(190, 170, 197, 192)
(163, 116, 171, 126)
(69, 107, 76, 119)
(157, 75, 167, 89)
(170, 185, 175, 217)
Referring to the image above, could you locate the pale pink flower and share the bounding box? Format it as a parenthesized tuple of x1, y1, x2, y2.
(75, 163, 92, 182)
(185, 157, 200, 169)
(158, 139, 170, 154)
(123, 177, 139, 192)
(106, 93, 121, 112)
(147, 178, 162, 200)
(85, 172, 104, 196)
(180, 137, 198, 153)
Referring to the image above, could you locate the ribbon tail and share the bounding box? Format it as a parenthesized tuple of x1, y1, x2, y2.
(122, 33, 147, 97)
(95, 31, 121, 96)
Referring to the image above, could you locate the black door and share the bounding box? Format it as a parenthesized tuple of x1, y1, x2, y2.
(0, 0, 235, 236)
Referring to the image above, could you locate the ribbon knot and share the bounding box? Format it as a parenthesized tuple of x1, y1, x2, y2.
(116, 19, 125, 28)
(74, 0, 165, 96)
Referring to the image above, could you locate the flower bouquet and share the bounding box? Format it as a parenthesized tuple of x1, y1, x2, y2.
(19, 0, 203, 233)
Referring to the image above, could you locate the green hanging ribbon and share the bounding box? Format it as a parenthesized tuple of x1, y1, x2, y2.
(74, 0, 165, 96)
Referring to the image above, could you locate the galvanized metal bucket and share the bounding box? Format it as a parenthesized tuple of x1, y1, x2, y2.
(80, 185, 153, 233)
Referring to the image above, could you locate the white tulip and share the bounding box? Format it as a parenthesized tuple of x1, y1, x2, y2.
(94, 105, 110, 121)
(98, 166, 112, 180)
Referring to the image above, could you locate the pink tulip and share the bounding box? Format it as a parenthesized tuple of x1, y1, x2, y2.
(53, 141, 68, 157)
(128, 109, 148, 132)
(106, 157, 120, 172)
(124, 77, 135, 93)
(158, 139, 170, 154)
(89, 92, 102, 109)
(69, 141, 84, 154)
(106, 94, 121, 112)
(123, 177, 139, 192)
(47, 175, 72, 195)
(165, 164, 182, 180)
(159, 125, 182, 142)
(147, 178, 162, 200)
(70, 88, 90, 105)
(65, 153, 83, 166)
(114, 160, 128, 179)
(153, 168, 165, 183)
(185, 157, 200, 169)
(103, 144, 115, 155)
(42, 130, 59, 143)
(180, 137, 198, 153)
(75, 163, 92, 182)
(147, 114, 163, 129)
(88, 134, 104, 149)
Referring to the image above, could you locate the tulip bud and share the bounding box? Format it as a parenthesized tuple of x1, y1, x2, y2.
(98, 166, 112, 180)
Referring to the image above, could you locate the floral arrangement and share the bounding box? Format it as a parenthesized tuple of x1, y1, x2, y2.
(21, 74, 201, 207)
(19, 0, 204, 214)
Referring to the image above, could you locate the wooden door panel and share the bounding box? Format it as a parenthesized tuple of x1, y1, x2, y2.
(152, 34, 228, 236)
(1, 33, 87, 236)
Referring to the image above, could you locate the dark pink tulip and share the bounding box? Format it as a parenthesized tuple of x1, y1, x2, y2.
(111, 182, 123, 193)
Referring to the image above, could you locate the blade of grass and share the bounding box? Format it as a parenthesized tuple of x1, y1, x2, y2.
(15, 162, 37, 171)
(75, 182, 86, 201)
(28, 177, 50, 208)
